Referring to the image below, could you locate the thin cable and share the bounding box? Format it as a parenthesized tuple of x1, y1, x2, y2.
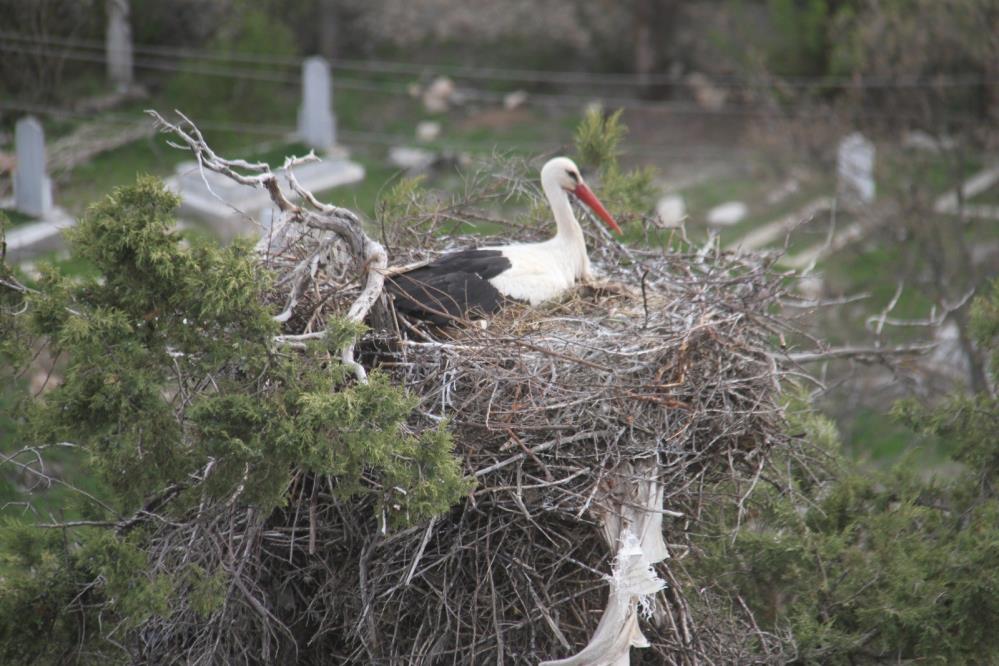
(1, 30, 992, 89)
(1, 42, 981, 123)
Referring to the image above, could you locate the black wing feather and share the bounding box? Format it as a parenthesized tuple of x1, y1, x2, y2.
(387, 249, 514, 325)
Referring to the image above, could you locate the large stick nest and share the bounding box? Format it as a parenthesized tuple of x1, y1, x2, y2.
(240, 213, 794, 664)
(132, 120, 796, 664)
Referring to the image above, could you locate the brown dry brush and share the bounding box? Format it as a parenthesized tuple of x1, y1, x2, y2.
(129, 115, 797, 665)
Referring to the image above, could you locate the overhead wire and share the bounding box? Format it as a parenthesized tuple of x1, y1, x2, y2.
(0, 41, 982, 124)
(1, 30, 992, 90)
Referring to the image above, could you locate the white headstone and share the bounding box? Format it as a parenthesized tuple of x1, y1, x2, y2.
(837, 132, 875, 204)
(422, 76, 455, 113)
(388, 146, 436, 172)
(706, 201, 747, 226)
(106, 0, 133, 91)
(13, 117, 53, 218)
(297, 57, 336, 151)
(415, 121, 441, 142)
(655, 194, 686, 227)
(503, 90, 528, 110)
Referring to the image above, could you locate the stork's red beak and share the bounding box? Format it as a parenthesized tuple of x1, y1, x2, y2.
(573, 183, 622, 235)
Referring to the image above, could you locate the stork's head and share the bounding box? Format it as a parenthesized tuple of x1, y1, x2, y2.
(541, 157, 623, 235)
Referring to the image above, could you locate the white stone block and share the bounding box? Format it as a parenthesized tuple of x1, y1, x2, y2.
(13, 116, 53, 218)
(706, 201, 747, 226)
(837, 132, 876, 204)
(298, 57, 337, 151)
(655, 194, 686, 227)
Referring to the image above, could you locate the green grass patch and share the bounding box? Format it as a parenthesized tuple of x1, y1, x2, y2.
(1, 209, 37, 229)
(13, 250, 99, 283)
(719, 177, 835, 248)
(880, 150, 984, 197)
(970, 182, 999, 206)
(0, 374, 109, 532)
(59, 131, 319, 215)
(681, 174, 762, 221)
(824, 242, 934, 317)
(839, 406, 953, 469)
(313, 159, 402, 221)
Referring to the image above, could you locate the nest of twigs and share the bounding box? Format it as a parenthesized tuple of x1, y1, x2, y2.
(241, 212, 794, 664)
(135, 116, 796, 664)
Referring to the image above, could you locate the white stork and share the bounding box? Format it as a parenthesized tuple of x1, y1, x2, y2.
(387, 156, 621, 325)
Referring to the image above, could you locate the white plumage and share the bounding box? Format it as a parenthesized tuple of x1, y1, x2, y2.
(388, 156, 621, 323)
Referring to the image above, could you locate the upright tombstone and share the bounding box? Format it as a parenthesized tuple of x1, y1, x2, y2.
(297, 57, 336, 151)
(837, 132, 876, 205)
(13, 117, 53, 218)
(106, 0, 134, 91)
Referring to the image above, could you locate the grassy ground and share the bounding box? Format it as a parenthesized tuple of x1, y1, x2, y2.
(971, 182, 999, 205)
(1, 208, 36, 229)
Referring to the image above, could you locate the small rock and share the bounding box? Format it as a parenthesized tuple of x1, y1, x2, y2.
(655, 194, 686, 227)
(686, 72, 728, 112)
(837, 132, 876, 205)
(902, 130, 955, 152)
(18, 260, 40, 280)
(407, 82, 422, 99)
(422, 76, 456, 113)
(765, 178, 800, 205)
(930, 320, 970, 380)
(416, 121, 441, 142)
(706, 201, 747, 226)
(503, 90, 528, 110)
(797, 275, 824, 300)
(389, 146, 436, 172)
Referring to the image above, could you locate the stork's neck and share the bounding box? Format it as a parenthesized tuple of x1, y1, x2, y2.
(540, 178, 592, 281)
(542, 179, 585, 246)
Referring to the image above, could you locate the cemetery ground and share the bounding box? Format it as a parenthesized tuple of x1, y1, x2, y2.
(2, 85, 996, 528)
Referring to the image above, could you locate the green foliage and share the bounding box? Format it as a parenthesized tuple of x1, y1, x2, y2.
(572, 109, 657, 232)
(693, 407, 999, 662)
(0, 175, 470, 659)
(375, 175, 430, 240)
(16, 175, 466, 518)
(574, 108, 627, 168)
(766, 0, 834, 77)
(970, 278, 999, 376)
(691, 285, 999, 663)
(0, 213, 30, 369)
(80, 532, 175, 628)
(184, 564, 227, 619)
(0, 525, 92, 665)
(723, 0, 864, 80)
(163, 4, 299, 122)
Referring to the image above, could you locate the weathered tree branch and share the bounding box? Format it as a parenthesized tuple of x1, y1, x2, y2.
(147, 110, 387, 383)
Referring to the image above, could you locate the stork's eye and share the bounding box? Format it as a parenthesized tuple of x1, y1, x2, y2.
(566, 170, 579, 183)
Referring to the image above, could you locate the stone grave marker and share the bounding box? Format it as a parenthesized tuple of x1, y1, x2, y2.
(167, 157, 364, 238)
(707, 201, 747, 226)
(655, 194, 686, 227)
(298, 57, 336, 151)
(13, 116, 53, 218)
(837, 132, 875, 204)
(106, 0, 134, 91)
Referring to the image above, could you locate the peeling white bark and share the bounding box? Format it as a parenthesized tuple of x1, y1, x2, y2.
(541, 460, 671, 666)
(148, 110, 387, 383)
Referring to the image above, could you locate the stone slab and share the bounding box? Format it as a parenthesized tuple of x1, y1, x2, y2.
(165, 157, 364, 237)
(3, 202, 76, 263)
(13, 116, 53, 217)
(706, 201, 747, 226)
